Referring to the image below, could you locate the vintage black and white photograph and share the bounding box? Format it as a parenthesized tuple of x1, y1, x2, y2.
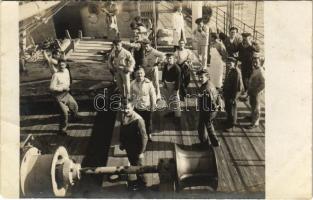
(18, 0, 265, 198)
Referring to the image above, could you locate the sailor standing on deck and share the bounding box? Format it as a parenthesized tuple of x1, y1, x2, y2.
(162, 53, 182, 120)
(119, 101, 148, 190)
(246, 52, 265, 129)
(141, 38, 166, 100)
(122, 34, 144, 73)
(223, 27, 242, 58)
(208, 33, 228, 90)
(102, 1, 119, 40)
(237, 32, 260, 100)
(174, 39, 193, 100)
(196, 68, 221, 147)
(202, 8, 217, 34)
(108, 39, 135, 98)
(203, 8, 217, 64)
(210, 33, 228, 62)
(130, 16, 151, 41)
(130, 67, 157, 142)
(172, 4, 186, 46)
(223, 57, 244, 131)
(193, 18, 210, 69)
(49, 58, 81, 135)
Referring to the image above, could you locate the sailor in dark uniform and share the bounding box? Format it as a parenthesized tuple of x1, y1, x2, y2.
(119, 101, 148, 190)
(196, 69, 221, 147)
(223, 57, 244, 131)
(237, 32, 260, 100)
(162, 53, 182, 119)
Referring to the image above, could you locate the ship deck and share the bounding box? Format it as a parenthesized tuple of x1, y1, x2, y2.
(20, 37, 265, 198)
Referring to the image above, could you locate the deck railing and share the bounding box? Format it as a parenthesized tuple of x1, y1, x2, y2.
(181, 3, 264, 46)
(212, 7, 264, 45)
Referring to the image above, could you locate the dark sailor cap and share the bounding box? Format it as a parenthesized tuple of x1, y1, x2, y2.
(141, 38, 151, 44)
(195, 17, 203, 25)
(165, 53, 174, 57)
(241, 32, 252, 37)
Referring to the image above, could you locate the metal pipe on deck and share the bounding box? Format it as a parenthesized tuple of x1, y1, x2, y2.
(20, 145, 218, 196)
(80, 165, 159, 175)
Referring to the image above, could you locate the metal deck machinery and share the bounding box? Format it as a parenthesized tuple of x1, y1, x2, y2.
(20, 145, 218, 197)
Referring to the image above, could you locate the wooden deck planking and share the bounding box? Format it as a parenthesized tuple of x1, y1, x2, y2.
(164, 113, 175, 158)
(217, 126, 265, 192)
(241, 126, 265, 159)
(216, 141, 239, 192)
(223, 131, 252, 192)
(153, 112, 165, 160)
(185, 71, 264, 192)
(150, 111, 158, 186)
(22, 114, 58, 135)
(145, 140, 154, 187)
(20, 112, 96, 157)
(65, 112, 96, 156)
(187, 110, 199, 147)
(181, 112, 193, 146)
(154, 111, 166, 185)
(20, 87, 265, 194)
(21, 36, 265, 195)
(219, 142, 243, 192)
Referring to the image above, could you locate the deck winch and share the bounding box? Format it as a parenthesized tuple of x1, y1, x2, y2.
(20, 145, 218, 197)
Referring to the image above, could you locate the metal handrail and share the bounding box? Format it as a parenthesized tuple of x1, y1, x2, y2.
(215, 7, 264, 37)
(142, 1, 264, 47)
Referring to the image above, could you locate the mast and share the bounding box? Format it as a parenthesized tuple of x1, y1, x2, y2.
(253, 0, 258, 40)
(152, 1, 157, 48)
(137, 0, 141, 16)
(226, 0, 235, 30)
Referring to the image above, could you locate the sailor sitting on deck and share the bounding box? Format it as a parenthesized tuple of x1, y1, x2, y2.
(108, 39, 135, 98)
(119, 100, 148, 190)
(141, 38, 166, 100)
(49, 58, 82, 136)
(174, 39, 193, 100)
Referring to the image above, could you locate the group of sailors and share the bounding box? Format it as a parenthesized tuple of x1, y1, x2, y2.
(42, 4, 265, 189)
